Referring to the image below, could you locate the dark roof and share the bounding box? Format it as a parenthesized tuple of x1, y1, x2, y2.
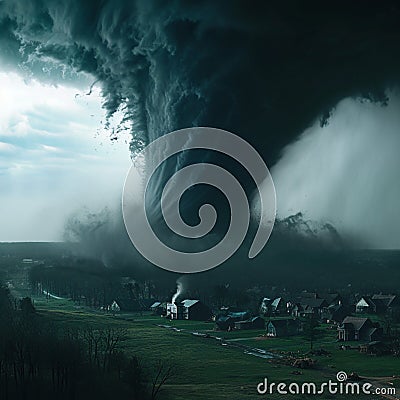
(328, 303, 342, 312)
(365, 340, 383, 347)
(141, 298, 157, 308)
(371, 298, 387, 311)
(268, 318, 300, 328)
(323, 293, 341, 303)
(237, 316, 265, 324)
(115, 298, 146, 311)
(357, 296, 388, 312)
(324, 304, 348, 322)
(341, 316, 370, 331)
(300, 291, 319, 299)
(217, 315, 232, 323)
(372, 294, 397, 307)
(300, 298, 328, 308)
(366, 327, 380, 338)
(249, 316, 264, 323)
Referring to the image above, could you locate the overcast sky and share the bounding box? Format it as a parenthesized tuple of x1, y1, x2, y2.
(0, 71, 131, 241)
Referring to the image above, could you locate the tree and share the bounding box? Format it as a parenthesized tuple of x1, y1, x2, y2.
(150, 360, 175, 400)
(122, 356, 148, 400)
(303, 318, 320, 350)
(19, 297, 36, 315)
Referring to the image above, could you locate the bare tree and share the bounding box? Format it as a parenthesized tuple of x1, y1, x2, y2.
(102, 327, 128, 372)
(150, 360, 175, 400)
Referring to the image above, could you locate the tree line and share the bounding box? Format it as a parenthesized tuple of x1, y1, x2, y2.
(0, 283, 172, 400)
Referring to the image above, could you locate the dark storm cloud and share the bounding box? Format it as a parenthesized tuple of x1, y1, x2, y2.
(63, 206, 349, 290)
(2, 0, 400, 278)
(3, 0, 400, 239)
(2, 0, 400, 161)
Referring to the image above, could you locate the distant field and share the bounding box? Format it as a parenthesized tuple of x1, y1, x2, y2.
(32, 296, 400, 400)
(3, 241, 400, 291)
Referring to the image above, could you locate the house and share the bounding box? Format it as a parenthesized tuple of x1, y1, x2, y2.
(266, 319, 301, 337)
(259, 297, 272, 315)
(291, 303, 304, 318)
(112, 298, 148, 312)
(322, 293, 342, 306)
(150, 301, 166, 315)
(291, 297, 328, 319)
(355, 296, 387, 314)
(181, 300, 212, 320)
(234, 316, 265, 330)
(215, 311, 250, 331)
(216, 316, 236, 331)
(337, 317, 383, 342)
(300, 298, 328, 318)
(355, 297, 375, 313)
(166, 302, 183, 319)
(270, 297, 287, 315)
(321, 304, 350, 323)
(110, 300, 120, 313)
(167, 299, 212, 320)
(372, 294, 400, 312)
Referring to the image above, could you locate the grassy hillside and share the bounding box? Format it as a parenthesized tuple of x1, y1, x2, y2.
(33, 296, 400, 400)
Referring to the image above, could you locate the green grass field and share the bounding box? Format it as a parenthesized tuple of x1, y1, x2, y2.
(31, 296, 400, 400)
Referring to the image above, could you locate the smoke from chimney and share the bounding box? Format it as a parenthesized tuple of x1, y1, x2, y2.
(171, 279, 184, 304)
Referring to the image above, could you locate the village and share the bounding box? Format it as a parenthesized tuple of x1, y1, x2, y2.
(5, 250, 400, 358)
(2, 245, 400, 399)
(106, 289, 400, 355)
